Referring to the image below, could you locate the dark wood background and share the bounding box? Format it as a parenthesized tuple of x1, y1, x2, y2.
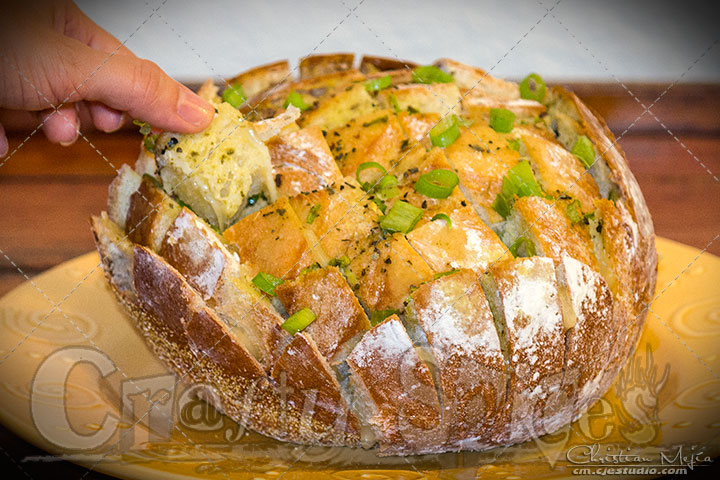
(0, 83, 719, 479)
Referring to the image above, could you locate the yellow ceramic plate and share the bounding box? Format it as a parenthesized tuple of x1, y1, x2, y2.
(0, 237, 718, 479)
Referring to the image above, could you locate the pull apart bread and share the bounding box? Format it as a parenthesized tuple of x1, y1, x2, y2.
(92, 54, 657, 455)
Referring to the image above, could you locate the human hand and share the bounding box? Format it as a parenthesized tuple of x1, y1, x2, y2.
(0, 0, 214, 157)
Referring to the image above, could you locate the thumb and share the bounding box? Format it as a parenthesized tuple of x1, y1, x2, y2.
(68, 42, 214, 133)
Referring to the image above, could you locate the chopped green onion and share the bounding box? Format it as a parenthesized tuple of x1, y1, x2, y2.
(431, 213, 452, 227)
(370, 309, 399, 326)
(143, 134, 159, 153)
(507, 138, 522, 151)
(377, 174, 400, 199)
(356, 162, 387, 191)
(414, 169, 459, 199)
(133, 119, 152, 136)
(365, 75, 392, 93)
(412, 65, 453, 84)
(509, 236, 536, 257)
(329, 255, 350, 268)
(281, 308, 316, 334)
(489, 108, 515, 133)
(284, 90, 310, 111)
(372, 197, 387, 214)
(252, 272, 284, 296)
(222, 83, 246, 108)
(565, 199, 583, 224)
(492, 161, 544, 218)
(572, 135, 596, 168)
(519, 73, 547, 102)
(429, 115, 463, 147)
(306, 204, 321, 224)
(379, 200, 423, 233)
(433, 269, 460, 280)
(389, 94, 401, 113)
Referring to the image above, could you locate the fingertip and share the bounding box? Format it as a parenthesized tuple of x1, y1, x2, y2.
(0, 124, 8, 158)
(42, 106, 80, 146)
(176, 87, 214, 132)
(90, 103, 125, 133)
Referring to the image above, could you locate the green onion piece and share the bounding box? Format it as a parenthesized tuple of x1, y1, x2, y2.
(565, 199, 583, 224)
(133, 119, 152, 136)
(379, 200, 423, 233)
(507, 138, 522, 151)
(372, 197, 387, 214)
(519, 73, 547, 102)
(492, 160, 544, 218)
(431, 213, 452, 227)
(414, 169, 459, 199)
(284, 90, 310, 111)
(370, 309, 399, 326)
(509, 236, 536, 257)
(412, 65, 453, 84)
(329, 255, 350, 267)
(572, 135, 596, 168)
(222, 83, 246, 108)
(252, 272, 284, 296)
(281, 308, 316, 335)
(143, 134, 159, 153)
(306, 204, 321, 224)
(489, 108, 515, 133)
(356, 161, 387, 191)
(377, 174, 400, 199)
(389, 94, 401, 113)
(365, 75, 392, 93)
(429, 115, 462, 147)
(433, 269, 460, 280)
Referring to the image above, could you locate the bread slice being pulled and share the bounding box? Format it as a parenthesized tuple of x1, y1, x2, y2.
(92, 54, 656, 455)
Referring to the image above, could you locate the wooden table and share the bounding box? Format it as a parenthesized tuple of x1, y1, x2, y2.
(0, 83, 719, 479)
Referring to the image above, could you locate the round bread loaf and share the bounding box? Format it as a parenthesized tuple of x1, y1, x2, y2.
(92, 54, 657, 455)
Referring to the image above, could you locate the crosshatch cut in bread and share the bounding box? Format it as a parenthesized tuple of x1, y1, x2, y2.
(91, 53, 657, 455)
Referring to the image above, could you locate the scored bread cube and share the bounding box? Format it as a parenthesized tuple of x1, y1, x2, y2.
(275, 266, 371, 364)
(299, 83, 380, 131)
(223, 196, 322, 279)
(226, 60, 291, 101)
(133, 245, 266, 381)
(107, 164, 142, 230)
(503, 195, 598, 270)
(482, 257, 565, 443)
(289, 178, 380, 261)
(268, 125, 343, 197)
(408, 269, 508, 448)
(91, 213, 136, 300)
(349, 234, 434, 312)
(406, 206, 510, 275)
(160, 207, 289, 369)
(377, 83, 463, 117)
(555, 255, 617, 405)
(463, 97, 545, 124)
(521, 133, 600, 212)
(345, 315, 441, 453)
(389, 147, 469, 227)
(299, 53, 354, 79)
(444, 124, 522, 223)
(125, 175, 181, 252)
(434, 58, 520, 100)
(396, 111, 441, 145)
(271, 332, 360, 436)
(247, 69, 366, 120)
(326, 109, 406, 177)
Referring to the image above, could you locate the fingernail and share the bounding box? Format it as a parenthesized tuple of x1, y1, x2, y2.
(103, 110, 125, 133)
(59, 114, 81, 146)
(177, 89, 213, 126)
